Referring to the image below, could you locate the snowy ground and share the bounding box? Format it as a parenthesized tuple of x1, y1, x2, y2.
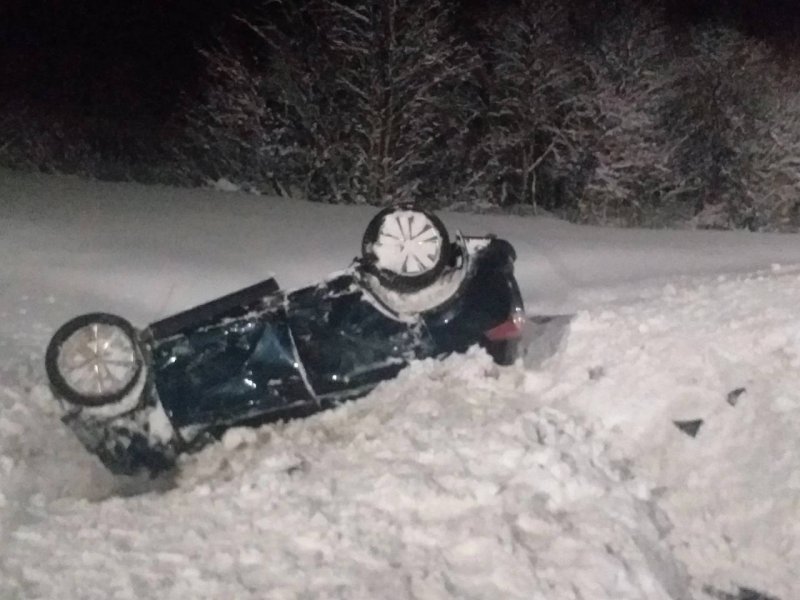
(1, 169, 799, 599)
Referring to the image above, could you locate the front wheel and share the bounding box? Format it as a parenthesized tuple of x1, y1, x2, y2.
(361, 205, 450, 293)
(45, 313, 144, 407)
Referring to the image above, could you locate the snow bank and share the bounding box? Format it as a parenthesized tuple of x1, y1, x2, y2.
(542, 267, 800, 597)
(1, 350, 687, 599)
(1, 170, 798, 598)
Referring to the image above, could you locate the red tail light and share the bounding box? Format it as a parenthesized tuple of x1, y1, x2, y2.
(484, 309, 526, 341)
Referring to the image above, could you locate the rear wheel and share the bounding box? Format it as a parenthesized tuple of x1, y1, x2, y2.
(361, 206, 450, 292)
(45, 313, 143, 407)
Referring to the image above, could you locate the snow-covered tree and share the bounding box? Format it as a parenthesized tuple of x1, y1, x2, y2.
(658, 25, 768, 229)
(474, 0, 593, 211)
(311, 0, 479, 204)
(175, 0, 800, 230)
(197, 0, 479, 205)
(739, 63, 800, 231)
(575, 2, 672, 225)
(179, 45, 277, 193)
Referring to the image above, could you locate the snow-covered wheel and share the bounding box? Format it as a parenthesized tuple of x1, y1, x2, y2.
(45, 313, 143, 408)
(361, 205, 450, 292)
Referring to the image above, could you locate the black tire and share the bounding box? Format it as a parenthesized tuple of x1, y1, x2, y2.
(45, 312, 143, 407)
(361, 205, 450, 293)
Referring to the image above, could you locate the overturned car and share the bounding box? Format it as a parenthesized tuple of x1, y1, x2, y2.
(45, 207, 526, 475)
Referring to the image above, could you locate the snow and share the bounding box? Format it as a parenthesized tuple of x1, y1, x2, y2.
(361, 238, 490, 317)
(211, 178, 241, 193)
(2, 169, 800, 598)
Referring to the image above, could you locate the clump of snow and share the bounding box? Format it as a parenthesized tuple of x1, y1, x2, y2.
(361, 236, 490, 316)
(211, 178, 241, 193)
(146, 399, 176, 445)
(361, 262, 466, 316)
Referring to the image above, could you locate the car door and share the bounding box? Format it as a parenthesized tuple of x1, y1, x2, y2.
(286, 274, 434, 404)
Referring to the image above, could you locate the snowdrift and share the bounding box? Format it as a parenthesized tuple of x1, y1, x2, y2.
(1, 170, 799, 598)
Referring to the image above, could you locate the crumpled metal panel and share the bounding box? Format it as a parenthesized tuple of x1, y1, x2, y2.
(286, 275, 434, 400)
(151, 310, 313, 433)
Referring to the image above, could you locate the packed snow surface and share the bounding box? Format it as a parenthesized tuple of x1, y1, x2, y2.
(1, 170, 799, 599)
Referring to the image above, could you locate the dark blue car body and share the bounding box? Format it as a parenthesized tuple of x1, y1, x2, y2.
(58, 236, 524, 475)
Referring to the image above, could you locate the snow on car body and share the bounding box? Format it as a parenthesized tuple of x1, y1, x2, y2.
(45, 207, 525, 474)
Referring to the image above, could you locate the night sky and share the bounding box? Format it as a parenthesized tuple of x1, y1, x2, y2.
(3, 0, 800, 122)
(0, 0, 247, 117)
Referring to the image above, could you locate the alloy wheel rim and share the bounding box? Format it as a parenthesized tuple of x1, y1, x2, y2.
(372, 211, 442, 276)
(57, 323, 138, 397)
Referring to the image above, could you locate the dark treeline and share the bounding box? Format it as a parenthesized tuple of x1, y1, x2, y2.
(2, 0, 800, 230)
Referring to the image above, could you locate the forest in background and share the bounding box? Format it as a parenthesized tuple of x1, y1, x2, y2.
(2, 0, 800, 231)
